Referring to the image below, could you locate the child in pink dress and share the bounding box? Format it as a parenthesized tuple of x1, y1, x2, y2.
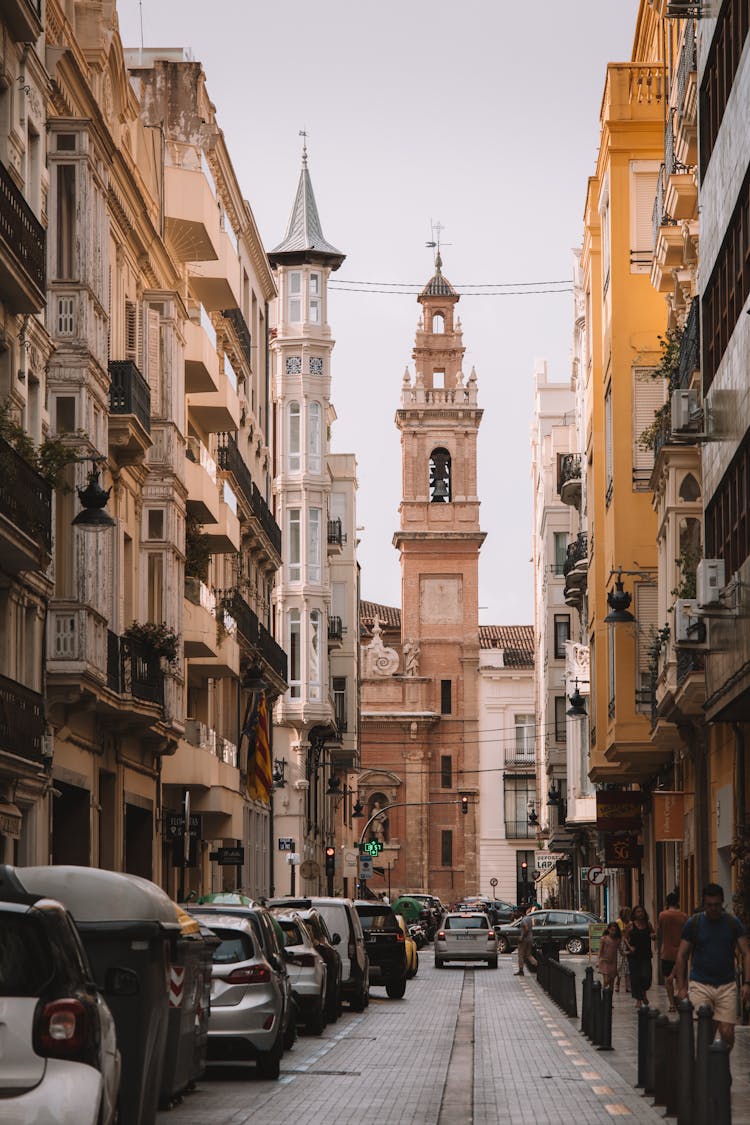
(597, 922, 621, 989)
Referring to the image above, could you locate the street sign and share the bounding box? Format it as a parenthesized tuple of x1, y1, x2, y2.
(580, 867, 588, 882)
(587, 865, 606, 886)
(278, 837, 295, 851)
(359, 841, 383, 856)
(217, 846, 245, 866)
(287, 852, 301, 866)
(489, 877, 498, 888)
(359, 855, 373, 880)
(343, 849, 359, 874)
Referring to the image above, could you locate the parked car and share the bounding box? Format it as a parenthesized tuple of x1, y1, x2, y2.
(434, 911, 498, 968)
(0, 889, 121, 1124)
(272, 905, 342, 1023)
(354, 900, 408, 998)
(273, 912, 328, 1034)
(462, 897, 517, 925)
(196, 913, 287, 1079)
(496, 909, 602, 955)
(395, 913, 419, 978)
(270, 897, 369, 1011)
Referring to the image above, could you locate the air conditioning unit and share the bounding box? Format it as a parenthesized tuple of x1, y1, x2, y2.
(674, 599, 706, 646)
(671, 388, 699, 433)
(696, 559, 726, 608)
(185, 718, 208, 748)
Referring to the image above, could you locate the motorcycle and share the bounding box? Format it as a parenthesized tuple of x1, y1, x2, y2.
(408, 922, 428, 949)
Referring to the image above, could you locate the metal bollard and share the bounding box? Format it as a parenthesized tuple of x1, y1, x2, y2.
(636, 1004, 651, 1088)
(644, 1006, 660, 1095)
(653, 1013, 670, 1106)
(707, 1039, 731, 1125)
(694, 1004, 713, 1125)
(665, 1017, 680, 1118)
(676, 998, 694, 1125)
(592, 979, 603, 1045)
(598, 986, 613, 1051)
(582, 965, 593, 1037)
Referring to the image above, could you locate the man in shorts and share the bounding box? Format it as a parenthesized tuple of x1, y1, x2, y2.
(514, 907, 537, 977)
(657, 892, 688, 1012)
(674, 882, 750, 1049)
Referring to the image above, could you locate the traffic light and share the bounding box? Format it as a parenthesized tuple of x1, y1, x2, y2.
(461, 795, 469, 815)
(325, 846, 336, 877)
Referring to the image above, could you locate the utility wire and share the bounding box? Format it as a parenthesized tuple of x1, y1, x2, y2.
(329, 283, 573, 296)
(332, 278, 573, 288)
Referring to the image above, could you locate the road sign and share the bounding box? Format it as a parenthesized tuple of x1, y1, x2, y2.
(343, 849, 359, 874)
(489, 877, 498, 888)
(580, 867, 588, 882)
(587, 865, 606, 886)
(278, 837, 295, 851)
(359, 855, 373, 879)
(359, 840, 383, 856)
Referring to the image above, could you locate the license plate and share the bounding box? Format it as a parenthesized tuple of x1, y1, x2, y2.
(455, 934, 475, 941)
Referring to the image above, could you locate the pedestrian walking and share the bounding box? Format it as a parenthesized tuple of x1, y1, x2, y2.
(615, 906, 631, 993)
(657, 891, 688, 1012)
(674, 882, 750, 1051)
(623, 904, 654, 1008)
(597, 922, 621, 989)
(514, 907, 537, 977)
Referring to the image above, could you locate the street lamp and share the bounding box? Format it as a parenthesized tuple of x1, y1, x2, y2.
(604, 573, 635, 624)
(71, 460, 115, 532)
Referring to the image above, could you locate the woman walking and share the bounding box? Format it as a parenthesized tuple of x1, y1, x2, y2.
(624, 904, 655, 1008)
(597, 923, 621, 989)
(615, 906, 631, 993)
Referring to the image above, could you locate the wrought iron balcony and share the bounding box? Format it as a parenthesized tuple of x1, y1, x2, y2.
(504, 745, 536, 769)
(258, 620, 287, 683)
(676, 647, 704, 687)
(676, 24, 697, 116)
(327, 517, 344, 547)
(328, 615, 344, 642)
(108, 360, 152, 433)
(0, 672, 44, 763)
(652, 165, 677, 252)
(107, 631, 164, 708)
(0, 436, 52, 561)
(251, 482, 281, 558)
(562, 532, 587, 578)
(0, 159, 45, 311)
(219, 589, 288, 685)
(221, 307, 252, 371)
(677, 297, 700, 390)
(4, 1, 43, 41)
(217, 431, 253, 510)
(558, 454, 582, 508)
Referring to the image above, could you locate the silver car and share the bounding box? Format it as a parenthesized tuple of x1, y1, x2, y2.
(434, 911, 499, 968)
(203, 914, 286, 1079)
(273, 913, 327, 1035)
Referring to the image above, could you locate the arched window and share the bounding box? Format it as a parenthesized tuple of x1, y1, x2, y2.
(288, 401, 301, 471)
(308, 401, 322, 473)
(679, 473, 701, 502)
(429, 447, 451, 502)
(432, 312, 445, 334)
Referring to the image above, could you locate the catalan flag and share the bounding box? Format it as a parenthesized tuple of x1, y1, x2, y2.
(244, 690, 273, 805)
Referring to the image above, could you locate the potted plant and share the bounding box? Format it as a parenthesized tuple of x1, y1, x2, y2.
(123, 621, 179, 666)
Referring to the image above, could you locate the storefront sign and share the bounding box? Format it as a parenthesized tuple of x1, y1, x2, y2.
(653, 792, 684, 842)
(596, 791, 642, 832)
(217, 846, 245, 866)
(0, 802, 22, 839)
(164, 812, 202, 839)
(604, 835, 642, 868)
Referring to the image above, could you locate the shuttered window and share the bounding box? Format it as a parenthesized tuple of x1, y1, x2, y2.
(145, 306, 161, 415)
(124, 299, 139, 362)
(635, 584, 658, 713)
(632, 367, 666, 486)
(630, 162, 659, 272)
(605, 385, 613, 501)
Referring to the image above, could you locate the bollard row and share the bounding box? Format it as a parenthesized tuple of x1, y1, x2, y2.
(534, 952, 578, 1018)
(580, 965, 613, 1050)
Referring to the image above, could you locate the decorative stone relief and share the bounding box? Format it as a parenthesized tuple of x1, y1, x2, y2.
(362, 616, 399, 677)
(402, 639, 420, 677)
(419, 575, 462, 625)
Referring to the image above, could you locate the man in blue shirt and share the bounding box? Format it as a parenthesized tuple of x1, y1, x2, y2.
(674, 882, 750, 1050)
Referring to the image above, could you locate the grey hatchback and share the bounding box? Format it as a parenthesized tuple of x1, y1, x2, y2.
(496, 909, 602, 955)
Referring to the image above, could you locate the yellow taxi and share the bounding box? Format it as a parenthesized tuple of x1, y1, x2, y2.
(396, 913, 419, 978)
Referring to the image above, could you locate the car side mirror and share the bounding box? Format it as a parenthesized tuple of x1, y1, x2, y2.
(104, 966, 139, 996)
(330, 932, 341, 945)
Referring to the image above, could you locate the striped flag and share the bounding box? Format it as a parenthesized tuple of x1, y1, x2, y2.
(245, 691, 272, 805)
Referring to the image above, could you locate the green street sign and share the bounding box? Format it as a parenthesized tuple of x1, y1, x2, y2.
(358, 841, 384, 856)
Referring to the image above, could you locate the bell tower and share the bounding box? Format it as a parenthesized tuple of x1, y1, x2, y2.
(394, 254, 485, 893)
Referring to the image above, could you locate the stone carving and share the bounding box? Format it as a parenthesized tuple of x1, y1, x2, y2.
(369, 801, 388, 844)
(402, 639, 420, 677)
(362, 616, 400, 678)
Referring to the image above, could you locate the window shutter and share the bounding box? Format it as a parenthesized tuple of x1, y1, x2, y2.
(635, 584, 658, 690)
(605, 387, 613, 487)
(125, 299, 139, 362)
(632, 368, 667, 475)
(631, 169, 659, 263)
(145, 306, 161, 414)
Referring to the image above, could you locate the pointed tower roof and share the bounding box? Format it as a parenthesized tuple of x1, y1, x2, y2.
(420, 251, 458, 299)
(268, 142, 345, 271)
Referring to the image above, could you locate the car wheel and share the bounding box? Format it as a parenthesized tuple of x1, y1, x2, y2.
(306, 1002, 326, 1036)
(256, 1049, 281, 1080)
(488, 957, 498, 969)
(497, 936, 510, 954)
(414, 951, 419, 977)
(566, 937, 585, 955)
(283, 1002, 297, 1050)
(434, 957, 445, 968)
(350, 982, 367, 1011)
(386, 976, 407, 999)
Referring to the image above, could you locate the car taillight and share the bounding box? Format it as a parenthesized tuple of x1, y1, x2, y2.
(437, 930, 446, 940)
(287, 953, 316, 967)
(34, 998, 93, 1063)
(488, 931, 496, 940)
(222, 965, 271, 984)
(395, 931, 405, 942)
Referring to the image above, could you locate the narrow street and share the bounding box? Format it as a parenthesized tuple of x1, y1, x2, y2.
(156, 956, 705, 1125)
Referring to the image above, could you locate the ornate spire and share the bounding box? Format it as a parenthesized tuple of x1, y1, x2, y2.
(268, 139, 345, 270)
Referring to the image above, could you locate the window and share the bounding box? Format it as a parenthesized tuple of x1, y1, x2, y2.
(706, 429, 750, 576)
(604, 384, 613, 502)
(504, 777, 536, 839)
(286, 356, 302, 375)
(289, 610, 301, 698)
(440, 755, 452, 788)
(309, 356, 324, 375)
(147, 510, 164, 540)
(55, 396, 76, 433)
(429, 447, 451, 502)
(433, 369, 445, 389)
(288, 272, 302, 322)
(56, 164, 76, 281)
(700, 0, 749, 176)
(147, 554, 163, 623)
(629, 161, 659, 272)
(635, 585, 658, 714)
(514, 715, 535, 762)
(333, 677, 347, 732)
(632, 367, 666, 487)
(309, 609, 322, 700)
(441, 830, 453, 867)
(309, 272, 321, 323)
(554, 697, 567, 743)
(308, 401, 322, 473)
(288, 509, 301, 581)
(554, 615, 570, 659)
(432, 312, 445, 334)
(702, 164, 750, 393)
(288, 402, 301, 471)
(553, 532, 567, 576)
(600, 179, 611, 294)
(440, 679, 452, 715)
(308, 508, 321, 583)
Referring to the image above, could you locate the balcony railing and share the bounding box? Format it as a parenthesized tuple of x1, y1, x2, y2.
(107, 632, 164, 708)
(677, 296, 700, 390)
(0, 159, 45, 297)
(0, 436, 52, 554)
(328, 615, 344, 642)
(652, 165, 677, 251)
(677, 648, 704, 686)
(219, 589, 288, 684)
(251, 482, 281, 557)
(109, 360, 152, 433)
(0, 672, 44, 763)
(664, 110, 688, 178)
(504, 820, 537, 840)
(558, 454, 581, 493)
(328, 517, 344, 546)
(258, 620, 287, 683)
(217, 432, 253, 508)
(562, 532, 587, 578)
(221, 307, 252, 371)
(676, 25, 697, 113)
(504, 746, 536, 769)
(334, 695, 348, 733)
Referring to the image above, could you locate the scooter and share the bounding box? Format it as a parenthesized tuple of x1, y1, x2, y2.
(408, 922, 428, 949)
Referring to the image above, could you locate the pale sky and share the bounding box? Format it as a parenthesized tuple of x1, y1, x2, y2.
(117, 0, 639, 625)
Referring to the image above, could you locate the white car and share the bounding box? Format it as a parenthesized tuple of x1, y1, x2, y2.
(0, 895, 120, 1125)
(273, 912, 328, 1034)
(434, 911, 499, 968)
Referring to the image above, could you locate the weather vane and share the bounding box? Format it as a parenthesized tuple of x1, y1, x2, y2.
(426, 219, 451, 268)
(299, 128, 308, 165)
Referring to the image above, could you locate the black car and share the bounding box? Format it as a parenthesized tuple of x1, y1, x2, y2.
(354, 901, 408, 999)
(496, 909, 602, 954)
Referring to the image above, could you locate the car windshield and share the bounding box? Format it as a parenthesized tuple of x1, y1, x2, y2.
(0, 913, 58, 996)
(278, 920, 304, 945)
(211, 929, 255, 964)
(357, 908, 399, 932)
(445, 915, 487, 930)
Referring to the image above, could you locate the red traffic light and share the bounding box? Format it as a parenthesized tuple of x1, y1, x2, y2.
(325, 846, 335, 859)
(460, 795, 469, 815)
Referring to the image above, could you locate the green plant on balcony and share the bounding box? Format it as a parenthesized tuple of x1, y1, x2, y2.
(185, 513, 211, 583)
(647, 623, 671, 697)
(671, 545, 702, 600)
(123, 621, 179, 666)
(639, 400, 672, 452)
(638, 327, 684, 451)
(0, 400, 83, 489)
